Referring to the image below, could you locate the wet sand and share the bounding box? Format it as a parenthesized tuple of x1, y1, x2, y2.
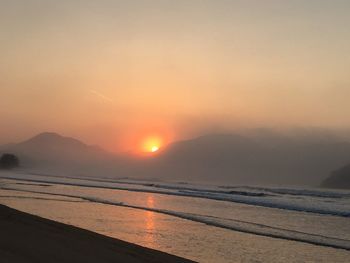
(0, 204, 194, 263)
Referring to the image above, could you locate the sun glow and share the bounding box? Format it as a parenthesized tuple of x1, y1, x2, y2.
(142, 136, 163, 153)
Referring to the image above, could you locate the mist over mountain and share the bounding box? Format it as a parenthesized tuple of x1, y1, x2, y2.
(1, 131, 350, 186)
(321, 164, 350, 189)
(11, 132, 114, 159)
(0, 132, 119, 176)
(136, 133, 350, 185)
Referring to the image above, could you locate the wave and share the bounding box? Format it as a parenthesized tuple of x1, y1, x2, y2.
(1, 172, 349, 217)
(0, 174, 350, 217)
(2, 185, 350, 251)
(220, 185, 350, 199)
(21, 171, 350, 199)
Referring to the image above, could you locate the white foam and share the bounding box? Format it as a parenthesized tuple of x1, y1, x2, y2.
(2, 184, 350, 251)
(1, 171, 350, 218)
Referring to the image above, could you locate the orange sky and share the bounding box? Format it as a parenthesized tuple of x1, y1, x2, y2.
(1, 1, 350, 152)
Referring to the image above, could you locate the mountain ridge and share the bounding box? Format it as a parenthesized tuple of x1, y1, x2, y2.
(2, 131, 350, 185)
(321, 164, 350, 189)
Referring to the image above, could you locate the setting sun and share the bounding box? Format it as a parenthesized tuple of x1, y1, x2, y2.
(141, 136, 163, 153)
(151, 146, 159, 152)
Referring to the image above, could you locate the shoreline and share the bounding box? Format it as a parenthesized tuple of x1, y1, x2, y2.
(0, 204, 194, 263)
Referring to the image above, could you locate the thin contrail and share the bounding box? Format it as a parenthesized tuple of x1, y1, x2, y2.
(90, 89, 113, 102)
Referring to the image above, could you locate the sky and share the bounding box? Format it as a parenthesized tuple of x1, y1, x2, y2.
(1, 0, 350, 152)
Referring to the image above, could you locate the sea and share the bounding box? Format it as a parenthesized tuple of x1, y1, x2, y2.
(0, 171, 349, 262)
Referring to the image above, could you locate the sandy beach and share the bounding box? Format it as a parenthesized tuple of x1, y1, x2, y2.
(0, 204, 194, 263)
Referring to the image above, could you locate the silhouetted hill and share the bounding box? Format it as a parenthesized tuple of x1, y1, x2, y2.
(0, 132, 117, 176)
(139, 133, 350, 185)
(23, 132, 84, 146)
(2, 131, 350, 185)
(321, 164, 350, 189)
(5, 132, 112, 161)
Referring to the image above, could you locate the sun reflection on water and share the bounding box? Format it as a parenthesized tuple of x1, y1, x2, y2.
(147, 195, 155, 208)
(145, 195, 156, 246)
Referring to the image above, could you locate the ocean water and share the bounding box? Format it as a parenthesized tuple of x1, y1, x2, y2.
(0, 171, 350, 262)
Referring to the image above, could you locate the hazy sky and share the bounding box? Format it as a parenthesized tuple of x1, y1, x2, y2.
(1, 0, 350, 151)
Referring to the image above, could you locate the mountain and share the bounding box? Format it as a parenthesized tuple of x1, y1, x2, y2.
(0, 132, 118, 176)
(10, 132, 111, 160)
(321, 164, 350, 189)
(137, 133, 350, 185)
(2, 131, 350, 186)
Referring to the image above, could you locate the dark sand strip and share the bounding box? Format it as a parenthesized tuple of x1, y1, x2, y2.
(0, 204, 195, 263)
